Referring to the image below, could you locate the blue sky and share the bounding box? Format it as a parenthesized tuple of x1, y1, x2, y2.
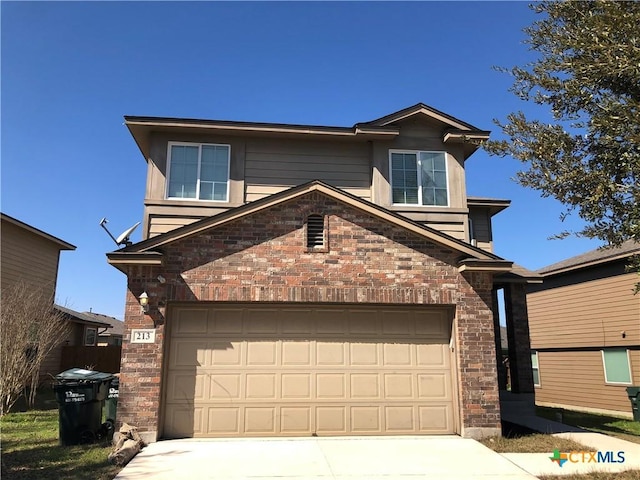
(1, 2, 601, 320)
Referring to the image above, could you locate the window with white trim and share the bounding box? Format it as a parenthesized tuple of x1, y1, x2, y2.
(167, 142, 230, 201)
(602, 349, 632, 384)
(531, 351, 540, 386)
(390, 150, 448, 206)
(84, 327, 97, 346)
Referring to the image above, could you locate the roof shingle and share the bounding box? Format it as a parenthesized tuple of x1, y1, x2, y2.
(537, 240, 640, 275)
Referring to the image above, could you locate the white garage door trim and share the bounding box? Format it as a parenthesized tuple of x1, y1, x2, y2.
(162, 304, 458, 438)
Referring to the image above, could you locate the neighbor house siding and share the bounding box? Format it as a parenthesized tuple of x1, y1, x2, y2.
(528, 260, 640, 416)
(528, 272, 640, 349)
(535, 350, 640, 416)
(0, 220, 62, 300)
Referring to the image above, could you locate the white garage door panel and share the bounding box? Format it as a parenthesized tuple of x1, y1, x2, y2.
(164, 306, 454, 437)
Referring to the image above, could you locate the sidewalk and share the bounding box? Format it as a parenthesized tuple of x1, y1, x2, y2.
(500, 395, 640, 476)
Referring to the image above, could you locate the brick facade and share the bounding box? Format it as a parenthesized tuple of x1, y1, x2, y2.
(118, 192, 501, 441)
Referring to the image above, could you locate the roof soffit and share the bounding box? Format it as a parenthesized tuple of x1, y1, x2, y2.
(124, 103, 488, 161)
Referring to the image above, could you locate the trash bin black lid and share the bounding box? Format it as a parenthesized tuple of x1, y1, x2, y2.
(55, 368, 114, 383)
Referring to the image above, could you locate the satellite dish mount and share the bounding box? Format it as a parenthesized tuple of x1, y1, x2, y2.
(100, 218, 140, 247)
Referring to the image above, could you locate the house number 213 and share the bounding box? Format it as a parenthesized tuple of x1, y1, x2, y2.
(131, 329, 155, 343)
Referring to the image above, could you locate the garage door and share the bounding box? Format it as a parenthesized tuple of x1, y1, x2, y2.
(163, 305, 455, 437)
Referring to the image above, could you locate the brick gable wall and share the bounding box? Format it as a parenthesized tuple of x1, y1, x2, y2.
(119, 192, 500, 441)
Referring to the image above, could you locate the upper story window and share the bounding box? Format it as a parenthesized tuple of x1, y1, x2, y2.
(390, 150, 448, 206)
(167, 142, 230, 201)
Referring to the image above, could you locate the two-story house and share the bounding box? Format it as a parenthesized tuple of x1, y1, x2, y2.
(527, 241, 640, 418)
(0, 213, 111, 380)
(107, 103, 539, 443)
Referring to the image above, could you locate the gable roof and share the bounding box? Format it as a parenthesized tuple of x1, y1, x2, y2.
(54, 305, 112, 329)
(537, 240, 640, 276)
(1, 213, 76, 251)
(124, 103, 489, 161)
(84, 312, 125, 337)
(358, 103, 485, 132)
(107, 180, 514, 275)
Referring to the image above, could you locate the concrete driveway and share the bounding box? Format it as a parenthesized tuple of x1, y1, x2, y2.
(114, 436, 537, 480)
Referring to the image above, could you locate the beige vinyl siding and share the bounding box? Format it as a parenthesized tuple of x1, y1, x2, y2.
(0, 221, 62, 299)
(144, 200, 232, 238)
(528, 272, 640, 349)
(370, 117, 468, 212)
(535, 350, 640, 415)
(140, 121, 476, 240)
(147, 215, 202, 238)
(244, 139, 371, 202)
(387, 210, 466, 241)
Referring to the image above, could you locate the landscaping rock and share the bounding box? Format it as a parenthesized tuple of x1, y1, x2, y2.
(108, 423, 146, 466)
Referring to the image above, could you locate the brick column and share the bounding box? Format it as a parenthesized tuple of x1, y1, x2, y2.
(504, 283, 534, 394)
(117, 266, 166, 444)
(457, 272, 501, 439)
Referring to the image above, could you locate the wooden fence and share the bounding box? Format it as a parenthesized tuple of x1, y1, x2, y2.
(60, 346, 122, 373)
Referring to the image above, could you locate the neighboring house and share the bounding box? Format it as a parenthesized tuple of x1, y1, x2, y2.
(0, 213, 112, 380)
(84, 312, 125, 346)
(527, 241, 640, 418)
(1, 212, 76, 300)
(108, 103, 540, 443)
(46, 305, 113, 378)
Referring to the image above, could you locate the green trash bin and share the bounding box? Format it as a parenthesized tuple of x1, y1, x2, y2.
(104, 376, 119, 425)
(627, 387, 640, 421)
(53, 368, 114, 445)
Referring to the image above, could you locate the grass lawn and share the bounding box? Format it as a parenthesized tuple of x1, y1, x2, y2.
(480, 433, 588, 453)
(537, 406, 640, 445)
(480, 421, 640, 480)
(1, 407, 122, 480)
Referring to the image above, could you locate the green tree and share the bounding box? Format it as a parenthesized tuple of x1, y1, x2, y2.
(485, 1, 639, 263)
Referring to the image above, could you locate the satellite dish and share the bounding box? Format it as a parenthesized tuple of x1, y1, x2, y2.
(116, 222, 141, 246)
(99, 218, 140, 247)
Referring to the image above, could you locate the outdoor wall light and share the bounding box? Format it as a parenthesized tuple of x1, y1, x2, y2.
(139, 291, 150, 313)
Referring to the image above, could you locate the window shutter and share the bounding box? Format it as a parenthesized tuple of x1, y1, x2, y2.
(307, 214, 325, 248)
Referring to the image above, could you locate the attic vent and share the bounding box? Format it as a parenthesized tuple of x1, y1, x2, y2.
(306, 214, 325, 249)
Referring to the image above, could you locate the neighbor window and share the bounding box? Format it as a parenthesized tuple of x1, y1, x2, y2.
(84, 327, 97, 346)
(531, 351, 540, 386)
(390, 150, 448, 206)
(602, 349, 632, 384)
(167, 142, 230, 201)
